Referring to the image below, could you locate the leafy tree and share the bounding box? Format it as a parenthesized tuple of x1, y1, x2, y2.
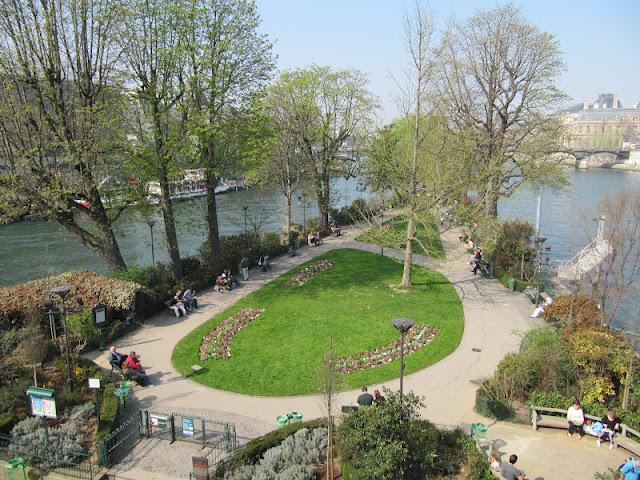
(119, 0, 191, 280)
(0, 0, 129, 271)
(437, 3, 567, 217)
(183, 0, 275, 274)
(268, 66, 377, 233)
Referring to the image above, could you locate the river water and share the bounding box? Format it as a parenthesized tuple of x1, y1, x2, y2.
(2, 169, 640, 295)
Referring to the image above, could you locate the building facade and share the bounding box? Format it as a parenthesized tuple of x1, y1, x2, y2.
(559, 93, 640, 150)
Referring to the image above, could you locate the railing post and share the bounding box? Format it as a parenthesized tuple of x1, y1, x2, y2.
(202, 419, 206, 448)
(144, 410, 150, 438)
(170, 415, 176, 444)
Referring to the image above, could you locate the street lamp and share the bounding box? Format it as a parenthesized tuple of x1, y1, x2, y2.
(51, 285, 72, 386)
(147, 220, 156, 265)
(242, 206, 249, 234)
(298, 194, 308, 239)
(391, 317, 415, 400)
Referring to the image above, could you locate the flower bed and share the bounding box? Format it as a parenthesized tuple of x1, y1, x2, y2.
(336, 325, 438, 374)
(199, 308, 264, 360)
(285, 260, 334, 287)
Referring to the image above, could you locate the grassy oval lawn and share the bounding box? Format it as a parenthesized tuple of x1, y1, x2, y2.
(172, 248, 463, 396)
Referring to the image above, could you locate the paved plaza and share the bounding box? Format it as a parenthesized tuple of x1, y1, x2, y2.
(87, 224, 628, 479)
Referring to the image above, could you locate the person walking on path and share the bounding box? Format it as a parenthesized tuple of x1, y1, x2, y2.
(620, 458, 640, 480)
(567, 399, 585, 438)
(240, 255, 250, 281)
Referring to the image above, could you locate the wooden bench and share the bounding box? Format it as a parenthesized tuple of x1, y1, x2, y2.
(531, 406, 640, 456)
(110, 362, 126, 380)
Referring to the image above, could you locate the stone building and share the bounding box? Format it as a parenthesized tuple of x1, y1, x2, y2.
(558, 93, 640, 150)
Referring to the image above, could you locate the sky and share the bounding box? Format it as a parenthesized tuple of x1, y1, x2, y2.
(254, 0, 640, 122)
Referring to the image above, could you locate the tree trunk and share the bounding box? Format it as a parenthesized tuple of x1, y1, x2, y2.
(401, 208, 415, 286)
(205, 164, 223, 274)
(95, 216, 128, 271)
(284, 184, 292, 243)
(484, 186, 499, 218)
(159, 169, 183, 279)
(152, 99, 183, 280)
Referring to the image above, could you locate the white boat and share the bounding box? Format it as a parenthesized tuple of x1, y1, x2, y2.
(145, 170, 244, 203)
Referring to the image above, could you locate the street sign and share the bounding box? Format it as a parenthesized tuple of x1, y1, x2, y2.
(88, 378, 101, 389)
(182, 417, 194, 437)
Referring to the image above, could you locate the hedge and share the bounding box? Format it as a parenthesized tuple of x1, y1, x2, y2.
(96, 383, 121, 444)
(216, 418, 328, 478)
(474, 387, 515, 420)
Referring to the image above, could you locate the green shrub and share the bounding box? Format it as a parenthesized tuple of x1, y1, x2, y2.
(67, 309, 100, 347)
(457, 434, 494, 480)
(96, 383, 120, 443)
(231, 419, 327, 468)
(528, 390, 572, 409)
(475, 386, 515, 420)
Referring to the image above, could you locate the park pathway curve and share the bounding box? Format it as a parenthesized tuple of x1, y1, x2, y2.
(87, 223, 627, 479)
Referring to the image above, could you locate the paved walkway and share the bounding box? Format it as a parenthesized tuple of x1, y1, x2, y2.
(87, 223, 626, 479)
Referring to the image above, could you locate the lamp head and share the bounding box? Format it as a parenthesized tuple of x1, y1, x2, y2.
(147, 220, 156, 228)
(391, 318, 415, 334)
(51, 285, 72, 299)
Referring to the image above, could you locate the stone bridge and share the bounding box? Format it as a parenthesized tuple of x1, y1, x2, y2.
(552, 149, 640, 169)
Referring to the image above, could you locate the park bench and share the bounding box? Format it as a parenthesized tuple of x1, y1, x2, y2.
(525, 289, 549, 305)
(110, 361, 126, 380)
(531, 405, 640, 456)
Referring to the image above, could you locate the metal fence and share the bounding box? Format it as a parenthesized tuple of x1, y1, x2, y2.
(0, 433, 100, 479)
(142, 410, 236, 449)
(98, 410, 144, 467)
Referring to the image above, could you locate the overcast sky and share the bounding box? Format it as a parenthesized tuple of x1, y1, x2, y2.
(254, 0, 640, 122)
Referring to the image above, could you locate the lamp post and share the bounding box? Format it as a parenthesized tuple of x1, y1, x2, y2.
(391, 318, 415, 400)
(298, 194, 307, 239)
(242, 206, 249, 234)
(147, 220, 156, 265)
(51, 285, 72, 386)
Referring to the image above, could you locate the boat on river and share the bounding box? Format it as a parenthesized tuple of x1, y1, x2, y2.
(145, 169, 247, 204)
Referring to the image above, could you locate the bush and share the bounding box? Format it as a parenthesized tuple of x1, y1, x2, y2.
(0, 270, 141, 330)
(475, 386, 515, 420)
(66, 309, 100, 347)
(457, 434, 494, 480)
(9, 404, 94, 470)
(497, 270, 543, 293)
(96, 383, 121, 443)
(542, 294, 602, 329)
(528, 390, 573, 409)
(229, 419, 327, 469)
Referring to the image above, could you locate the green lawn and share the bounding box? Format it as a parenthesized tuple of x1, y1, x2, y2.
(172, 248, 462, 396)
(355, 214, 445, 259)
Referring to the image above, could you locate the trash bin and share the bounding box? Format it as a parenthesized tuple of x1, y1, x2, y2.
(276, 415, 290, 427)
(471, 422, 488, 441)
(289, 411, 303, 423)
(507, 277, 516, 292)
(6, 457, 26, 480)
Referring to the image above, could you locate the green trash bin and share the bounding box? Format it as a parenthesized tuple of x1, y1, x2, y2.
(471, 422, 488, 441)
(276, 415, 290, 427)
(507, 277, 516, 292)
(289, 411, 303, 423)
(6, 457, 26, 480)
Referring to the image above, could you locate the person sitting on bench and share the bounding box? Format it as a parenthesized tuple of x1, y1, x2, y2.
(169, 293, 187, 317)
(330, 222, 341, 236)
(257, 255, 271, 272)
(122, 360, 150, 387)
(125, 351, 145, 373)
(182, 287, 198, 311)
(109, 346, 128, 369)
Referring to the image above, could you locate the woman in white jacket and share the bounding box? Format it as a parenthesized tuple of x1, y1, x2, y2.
(567, 399, 585, 438)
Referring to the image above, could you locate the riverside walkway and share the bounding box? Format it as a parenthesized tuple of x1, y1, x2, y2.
(88, 224, 627, 479)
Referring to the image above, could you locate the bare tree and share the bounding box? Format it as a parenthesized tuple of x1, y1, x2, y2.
(437, 3, 567, 217)
(0, 0, 128, 271)
(398, 2, 437, 286)
(580, 189, 640, 327)
(317, 337, 341, 480)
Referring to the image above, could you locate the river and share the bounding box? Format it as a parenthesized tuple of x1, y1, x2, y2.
(2, 169, 640, 301)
